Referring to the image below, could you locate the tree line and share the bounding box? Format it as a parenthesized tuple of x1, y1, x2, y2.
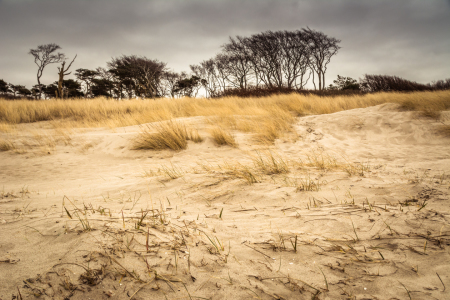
(0, 28, 449, 100)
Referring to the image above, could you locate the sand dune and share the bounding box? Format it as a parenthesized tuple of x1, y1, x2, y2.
(1, 103, 449, 299)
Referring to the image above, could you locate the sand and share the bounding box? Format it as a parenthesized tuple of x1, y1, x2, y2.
(1, 103, 449, 299)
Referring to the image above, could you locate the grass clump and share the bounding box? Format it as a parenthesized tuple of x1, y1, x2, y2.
(0, 139, 15, 151)
(133, 120, 202, 151)
(304, 149, 338, 170)
(210, 127, 237, 147)
(252, 151, 289, 175)
(295, 173, 322, 192)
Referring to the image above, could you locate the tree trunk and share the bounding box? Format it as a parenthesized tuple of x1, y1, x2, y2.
(318, 70, 322, 91)
(36, 74, 42, 100)
(312, 71, 316, 90)
(322, 72, 326, 90)
(57, 61, 66, 98)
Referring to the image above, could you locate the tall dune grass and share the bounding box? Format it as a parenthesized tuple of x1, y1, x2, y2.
(132, 120, 203, 150)
(209, 127, 237, 147)
(1, 91, 449, 128)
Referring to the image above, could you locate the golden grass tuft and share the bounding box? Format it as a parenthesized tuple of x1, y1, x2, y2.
(132, 120, 202, 151)
(0, 123, 15, 133)
(209, 127, 237, 147)
(0, 138, 15, 151)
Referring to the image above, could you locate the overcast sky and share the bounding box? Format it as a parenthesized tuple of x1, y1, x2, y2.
(1, 0, 449, 89)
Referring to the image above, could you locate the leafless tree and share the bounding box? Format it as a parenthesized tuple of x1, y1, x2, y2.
(303, 28, 341, 90)
(29, 43, 65, 99)
(219, 30, 315, 92)
(57, 55, 77, 98)
(161, 71, 182, 98)
(278, 30, 311, 89)
(190, 58, 228, 97)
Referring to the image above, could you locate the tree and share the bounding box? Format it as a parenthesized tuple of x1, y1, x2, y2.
(107, 55, 167, 99)
(360, 74, 431, 92)
(190, 58, 227, 97)
(91, 78, 114, 98)
(29, 43, 65, 99)
(57, 55, 77, 98)
(303, 28, 341, 90)
(75, 68, 99, 98)
(0, 79, 10, 95)
(428, 79, 450, 90)
(332, 75, 360, 90)
(161, 71, 182, 98)
(60, 79, 84, 98)
(31, 85, 41, 100)
(42, 83, 58, 99)
(42, 80, 83, 99)
(174, 75, 202, 97)
(93, 67, 115, 98)
(8, 84, 31, 98)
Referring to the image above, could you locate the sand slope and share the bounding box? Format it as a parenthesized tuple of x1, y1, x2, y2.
(1, 104, 449, 299)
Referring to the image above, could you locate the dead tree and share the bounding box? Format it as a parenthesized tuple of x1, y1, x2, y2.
(57, 55, 77, 99)
(29, 43, 65, 99)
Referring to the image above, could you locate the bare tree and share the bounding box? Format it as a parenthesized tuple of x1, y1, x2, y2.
(161, 71, 182, 98)
(278, 30, 311, 89)
(241, 31, 284, 88)
(190, 58, 228, 98)
(29, 43, 65, 99)
(303, 28, 341, 90)
(57, 55, 77, 98)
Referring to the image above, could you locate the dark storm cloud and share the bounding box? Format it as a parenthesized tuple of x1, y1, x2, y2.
(0, 0, 449, 88)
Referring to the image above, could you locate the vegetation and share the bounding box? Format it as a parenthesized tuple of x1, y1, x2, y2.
(1, 91, 449, 128)
(1, 28, 344, 100)
(132, 121, 203, 151)
(209, 127, 237, 147)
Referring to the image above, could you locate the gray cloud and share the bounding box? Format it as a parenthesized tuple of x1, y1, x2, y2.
(1, 0, 449, 88)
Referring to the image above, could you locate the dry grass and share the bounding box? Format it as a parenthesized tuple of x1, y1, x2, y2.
(304, 148, 339, 170)
(0, 123, 15, 133)
(0, 138, 15, 151)
(1, 91, 448, 128)
(436, 125, 450, 137)
(209, 127, 237, 147)
(1, 91, 448, 148)
(252, 151, 289, 175)
(133, 120, 202, 151)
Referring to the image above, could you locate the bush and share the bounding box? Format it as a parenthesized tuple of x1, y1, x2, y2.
(215, 86, 364, 98)
(360, 75, 433, 92)
(429, 79, 450, 91)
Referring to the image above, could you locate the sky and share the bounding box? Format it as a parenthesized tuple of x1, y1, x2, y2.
(0, 0, 449, 90)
